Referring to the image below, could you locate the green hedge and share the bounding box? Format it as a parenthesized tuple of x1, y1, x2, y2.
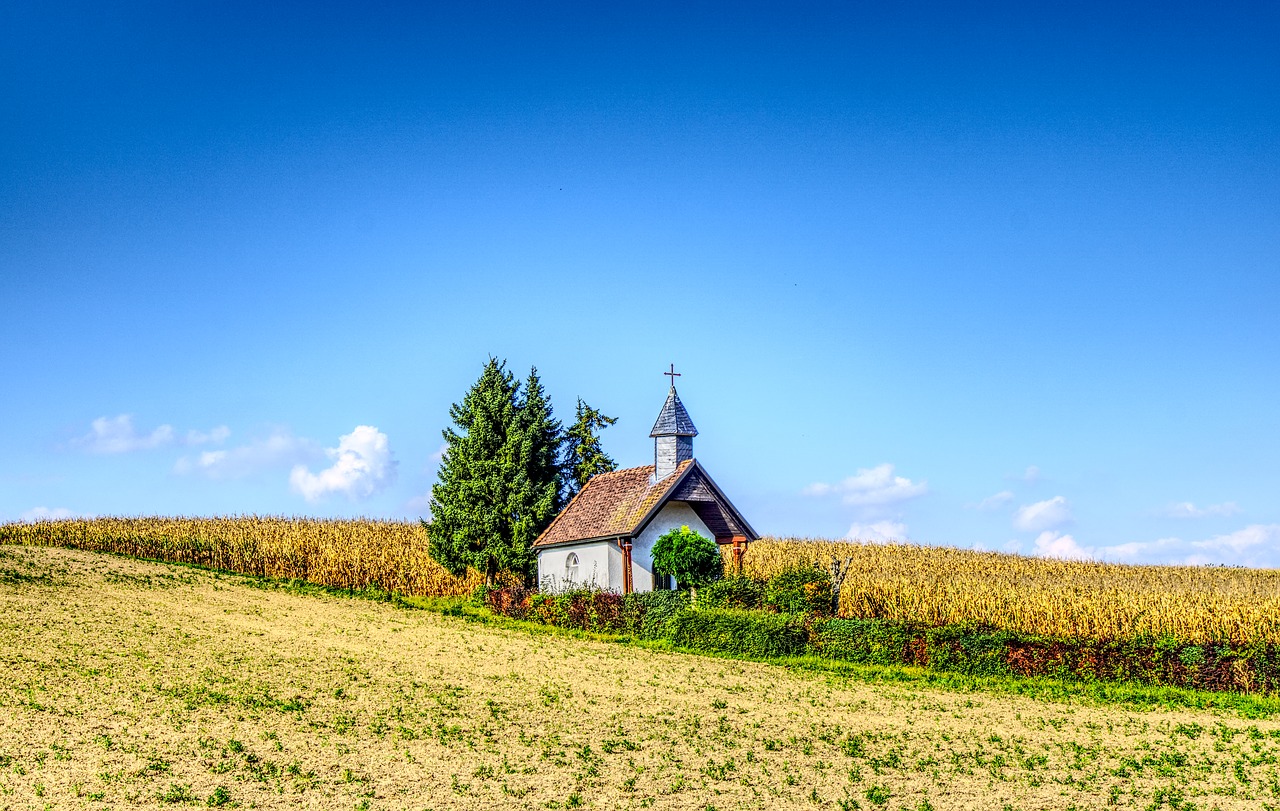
(810, 617, 1280, 693)
(763, 566, 833, 615)
(630, 590, 691, 640)
(700, 576, 765, 611)
(667, 607, 808, 658)
(486, 587, 1280, 694)
(811, 618, 915, 666)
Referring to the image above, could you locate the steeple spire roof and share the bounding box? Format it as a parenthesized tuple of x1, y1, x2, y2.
(649, 386, 698, 437)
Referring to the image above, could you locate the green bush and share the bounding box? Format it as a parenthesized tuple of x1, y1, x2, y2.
(652, 525, 723, 594)
(924, 625, 1016, 678)
(629, 590, 691, 640)
(667, 607, 807, 658)
(811, 618, 914, 666)
(764, 565, 833, 615)
(700, 575, 765, 611)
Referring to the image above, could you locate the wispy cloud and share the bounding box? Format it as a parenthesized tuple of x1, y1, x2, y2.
(804, 464, 927, 507)
(19, 506, 78, 522)
(72, 414, 229, 454)
(290, 426, 397, 502)
(1158, 501, 1242, 519)
(1103, 524, 1280, 568)
(968, 490, 1014, 511)
(405, 493, 432, 516)
(173, 429, 319, 479)
(1013, 496, 1073, 532)
(1004, 465, 1042, 484)
(185, 426, 231, 445)
(845, 520, 909, 543)
(72, 415, 175, 454)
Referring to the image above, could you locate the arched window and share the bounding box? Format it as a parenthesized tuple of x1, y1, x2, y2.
(565, 553, 579, 582)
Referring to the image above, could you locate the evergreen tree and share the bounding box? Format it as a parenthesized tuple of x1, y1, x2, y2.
(427, 359, 565, 586)
(561, 398, 618, 499)
(507, 367, 564, 559)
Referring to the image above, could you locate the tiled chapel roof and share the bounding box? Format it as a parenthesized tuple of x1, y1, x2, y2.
(533, 460, 694, 548)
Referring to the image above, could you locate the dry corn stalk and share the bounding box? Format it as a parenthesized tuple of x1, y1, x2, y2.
(728, 537, 1280, 644)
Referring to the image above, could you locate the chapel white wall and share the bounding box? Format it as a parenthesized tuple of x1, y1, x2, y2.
(537, 541, 618, 592)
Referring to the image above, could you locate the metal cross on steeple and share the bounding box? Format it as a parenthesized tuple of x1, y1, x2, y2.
(664, 363, 681, 390)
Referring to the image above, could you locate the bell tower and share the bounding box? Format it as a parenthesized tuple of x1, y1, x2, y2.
(650, 365, 698, 479)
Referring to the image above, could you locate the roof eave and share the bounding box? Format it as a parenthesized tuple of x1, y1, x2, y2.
(683, 460, 761, 541)
(533, 533, 628, 550)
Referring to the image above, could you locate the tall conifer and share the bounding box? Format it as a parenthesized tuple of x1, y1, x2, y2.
(427, 360, 566, 585)
(562, 399, 618, 500)
(508, 367, 564, 562)
(428, 359, 520, 584)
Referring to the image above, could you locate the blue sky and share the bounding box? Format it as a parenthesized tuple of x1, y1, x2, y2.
(3, 2, 1277, 566)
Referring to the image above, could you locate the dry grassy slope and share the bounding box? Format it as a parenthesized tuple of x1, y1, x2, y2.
(2, 545, 1279, 810)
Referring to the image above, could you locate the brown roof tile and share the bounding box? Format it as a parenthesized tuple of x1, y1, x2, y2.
(533, 460, 694, 547)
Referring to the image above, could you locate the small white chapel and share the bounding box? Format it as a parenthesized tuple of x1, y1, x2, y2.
(533, 370, 758, 592)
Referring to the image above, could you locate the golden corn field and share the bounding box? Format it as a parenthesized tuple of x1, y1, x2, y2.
(5, 518, 1280, 644)
(0, 516, 479, 597)
(741, 538, 1280, 645)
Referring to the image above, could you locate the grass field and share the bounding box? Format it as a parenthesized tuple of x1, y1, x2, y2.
(4, 545, 1280, 810)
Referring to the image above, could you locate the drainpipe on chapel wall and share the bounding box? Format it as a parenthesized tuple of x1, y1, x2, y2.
(622, 539, 633, 594)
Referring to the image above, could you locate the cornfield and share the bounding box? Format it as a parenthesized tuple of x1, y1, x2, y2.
(7, 519, 1280, 645)
(737, 538, 1280, 645)
(0, 516, 479, 597)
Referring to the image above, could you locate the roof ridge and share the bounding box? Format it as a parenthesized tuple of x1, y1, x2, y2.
(653, 458, 692, 482)
(599, 464, 653, 477)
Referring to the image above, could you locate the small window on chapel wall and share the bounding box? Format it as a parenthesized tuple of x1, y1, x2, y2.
(565, 553, 579, 582)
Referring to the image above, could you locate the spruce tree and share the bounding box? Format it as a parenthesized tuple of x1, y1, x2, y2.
(507, 367, 564, 562)
(428, 359, 519, 584)
(427, 359, 565, 586)
(561, 398, 618, 500)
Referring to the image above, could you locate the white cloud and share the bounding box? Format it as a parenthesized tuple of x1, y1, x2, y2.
(1013, 496, 1073, 532)
(72, 414, 229, 454)
(1102, 536, 1185, 563)
(405, 493, 432, 516)
(174, 429, 319, 479)
(185, 426, 231, 446)
(1031, 530, 1094, 561)
(804, 464, 927, 507)
(1194, 524, 1278, 556)
(19, 506, 76, 522)
(1005, 465, 1042, 483)
(1099, 524, 1280, 568)
(845, 520, 909, 543)
(72, 415, 175, 454)
(1159, 501, 1242, 519)
(290, 426, 397, 502)
(969, 490, 1014, 511)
